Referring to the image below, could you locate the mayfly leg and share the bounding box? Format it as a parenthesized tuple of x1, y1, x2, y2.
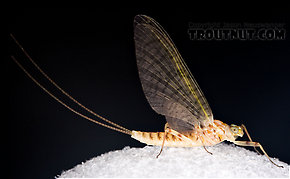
(241, 124, 261, 155)
(156, 123, 170, 158)
(156, 123, 193, 158)
(233, 141, 283, 168)
(202, 144, 213, 155)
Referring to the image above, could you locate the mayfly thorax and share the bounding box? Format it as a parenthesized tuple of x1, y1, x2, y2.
(10, 15, 283, 168)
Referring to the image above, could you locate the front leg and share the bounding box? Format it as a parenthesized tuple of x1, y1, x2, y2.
(233, 141, 283, 168)
(241, 124, 261, 155)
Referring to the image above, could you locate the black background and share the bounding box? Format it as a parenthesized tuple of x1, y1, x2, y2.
(8, 8, 290, 178)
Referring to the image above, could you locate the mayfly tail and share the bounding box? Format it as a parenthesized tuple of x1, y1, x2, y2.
(10, 34, 132, 136)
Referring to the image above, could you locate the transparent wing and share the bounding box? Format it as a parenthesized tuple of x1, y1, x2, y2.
(134, 15, 213, 132)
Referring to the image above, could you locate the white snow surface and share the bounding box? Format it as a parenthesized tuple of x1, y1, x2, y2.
(58, 143, 289, 178)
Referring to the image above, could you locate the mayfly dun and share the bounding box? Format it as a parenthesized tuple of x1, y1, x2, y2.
(11, 15, 283, 168)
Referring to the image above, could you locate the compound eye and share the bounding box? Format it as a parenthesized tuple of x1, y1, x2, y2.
(231, 127, 238, 133)
(233, 128, 238, 133)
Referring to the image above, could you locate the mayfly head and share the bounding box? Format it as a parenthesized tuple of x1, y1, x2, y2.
(230, 124, 244, 139)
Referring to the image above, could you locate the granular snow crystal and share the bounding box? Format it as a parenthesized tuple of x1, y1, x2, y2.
(58, 143, 289, 178)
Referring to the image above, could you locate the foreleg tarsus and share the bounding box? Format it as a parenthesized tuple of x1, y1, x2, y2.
(233, 140, 283, 168)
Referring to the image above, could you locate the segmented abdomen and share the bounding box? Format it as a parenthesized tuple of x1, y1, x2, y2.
(131, 120, 227, 147)
(131, 130, 203, 147)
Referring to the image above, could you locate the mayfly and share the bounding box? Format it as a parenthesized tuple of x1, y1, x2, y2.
(11, 15, 283, 168)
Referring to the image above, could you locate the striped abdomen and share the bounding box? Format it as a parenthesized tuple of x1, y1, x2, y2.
(131, 130, 201, 147)
(131, 120, 228, 147)
(132, 129, 213, 147)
